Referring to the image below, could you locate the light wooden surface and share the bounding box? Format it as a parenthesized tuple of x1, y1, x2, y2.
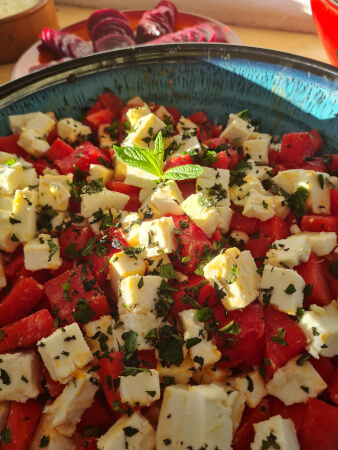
(0, 5, 330, 86)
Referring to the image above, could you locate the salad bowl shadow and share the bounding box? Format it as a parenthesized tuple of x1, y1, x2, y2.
(0, 43, 337, 154)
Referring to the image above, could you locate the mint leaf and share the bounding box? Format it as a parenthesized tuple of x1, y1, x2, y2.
(163, 164, 205, 181)
(153, 131, 165, 168)
(114, 144, 162, 178)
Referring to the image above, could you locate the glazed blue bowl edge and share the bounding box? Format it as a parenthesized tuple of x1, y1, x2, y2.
(0, 44, 337, 154)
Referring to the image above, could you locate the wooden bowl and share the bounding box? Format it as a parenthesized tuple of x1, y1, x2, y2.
(0, 0, 59, 64)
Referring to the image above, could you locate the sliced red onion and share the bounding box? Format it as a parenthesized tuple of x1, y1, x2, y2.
(87, 9, 130, 38)
(91, 18, 134, 43)
(94, 34, 135, 53)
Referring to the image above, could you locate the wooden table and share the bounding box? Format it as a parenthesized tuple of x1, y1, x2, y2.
(0, 5, 330, 86)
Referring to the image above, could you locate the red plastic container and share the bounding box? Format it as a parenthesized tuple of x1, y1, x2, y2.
(311, 0, 338, 66)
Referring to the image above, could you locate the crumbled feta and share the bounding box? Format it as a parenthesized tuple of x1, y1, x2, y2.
(37, 323, 93, 384)
(259, 265, 305, 315)
(97, 412, 156, 450)
(266, 356, 327, 405)
(120, 369, 160, 406)
(265, 235, 311, 269)
(118, 275, 163, 315)
(0, 351, 42, 402)
(204, 247, 261, 310)
(24, 233, 62, 271)
(139, 217, 177, 257)
(44, 370, 99, 437)
(298, 300, 338, 358)
(251, 415, 300, 450)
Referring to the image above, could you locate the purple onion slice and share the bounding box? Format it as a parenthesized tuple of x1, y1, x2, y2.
(94, 34, 135, 53)
(67, 40, 94, 58)
(87, 9, 130, 38)
(91, 18, 134, 43)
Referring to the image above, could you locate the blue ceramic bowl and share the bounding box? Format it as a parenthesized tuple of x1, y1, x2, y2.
(0, 44, 337, 153)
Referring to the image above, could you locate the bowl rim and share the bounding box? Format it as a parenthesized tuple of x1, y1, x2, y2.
(0, 43, 337, 107)
(0, 0, 50, 24)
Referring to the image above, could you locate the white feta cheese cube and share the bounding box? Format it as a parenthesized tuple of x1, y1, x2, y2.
(196, 177, 230, 207)
(150, 180, 184, 215)
(0, 210, 19, 253)
(120, 212, 142, 246)
(9, 112, 45, 134)
(273, 169, 331, 215)
(259, 265, 305, 315)
(24, 234, 62, 271)
(28, 413, 76, 450)
(266, 356, 327, 405)
(12, 188, 39, 243)
(128, 96, 145, 106)
(0, 351, 42, 402)
(44, 370, 99, 437)
(145, 254, 171, 274)
(0, 195, 14, 211)
(139, 188, 154, 203)
(243, 139, 269, 164)
(179, 309, 221, 369)
(228, 371, 267, 408)
(220, 113, 255, 144)
(165, 130, 200, 161)
(298, 300, 338, 358)
(18, 128, 50, 157)
(57, 118, 91, 143)
(113, 155, 127, 181)
(242, 189, 275, 221)
(0, 401, 10, 434)
(296, 231, 337, 256)
(0, 162, 23, 195)
(156, 354, 194, 385)
(81, 188, 129, 218)
(251, 415, 300, 450)
(176, 116, 198, 134)
(156, 384, 235, 450)
(244, 159, 270, 182)
(182, 193, 220, 238)
(270, 194, 290, 220)
(20, 166, 39, 189)
(248, 131, 271, 142)
(229, 174, 266, 206)
(126, 106, 152, 127)
(113, 312, 159, 351)
(265, 235, 311, 268)
(109, 251, 146, 294)
(123, 113, 165, 150)
(83, 315, 115, 355)
(87, 164, 114, 184)
(118, 275, 163, 315)
(139, 217, 177, 257)
(88, 208, 118, 235)
(125, 166, 158, 189)
(37, 323, 93, 384)
(24, 112, 56, 137)
(120, 369, 160, 407)
(39, 173, 73, 211)
(155, 105, 173, 122)
(216, 206, 233, 233)
(97, 412, 156, 450)
(139, 197, 162, 220)
(204, 247, 261, 310)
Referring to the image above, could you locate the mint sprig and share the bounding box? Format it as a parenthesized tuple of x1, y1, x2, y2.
(113, 131, 205, 181)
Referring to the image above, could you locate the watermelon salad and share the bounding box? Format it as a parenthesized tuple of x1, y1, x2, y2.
(39, 2, 232, 62)
(0, 92, 337, 449)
